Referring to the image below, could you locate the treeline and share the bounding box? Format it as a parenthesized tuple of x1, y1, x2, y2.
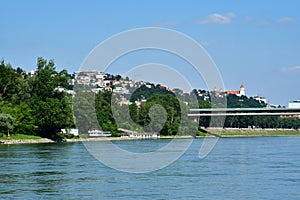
(0, 58, 73, 138)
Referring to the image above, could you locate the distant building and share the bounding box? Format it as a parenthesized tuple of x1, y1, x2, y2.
(288, 100, 300, 108)
(75, 70, 107, 86)
(267, 104, 280, 108)
(114, 86, 129, 94)
(225, 84, 245, 97)
(226, 90, 239, 95)
(254, 96, 267, 104)
(61, 128, 79, 136)
(281, 100, 300, 119)
(119, 97, 131, 106)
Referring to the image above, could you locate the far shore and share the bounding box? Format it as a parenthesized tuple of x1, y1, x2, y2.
(1, 129, 300, 145)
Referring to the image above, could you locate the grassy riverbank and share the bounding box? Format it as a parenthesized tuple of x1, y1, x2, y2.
(0, 134, 42, 140)
(2, 130, 300, 145)
(207, 129, 300, 137)
(0, 134, 54, 144)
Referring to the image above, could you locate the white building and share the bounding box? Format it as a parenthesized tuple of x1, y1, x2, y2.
(288, 100, 300, 108)
(254, 96, 267, 104)
(61, 129, 79, 136)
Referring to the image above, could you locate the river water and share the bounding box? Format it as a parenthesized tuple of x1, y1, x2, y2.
(0, 137, 299, 199)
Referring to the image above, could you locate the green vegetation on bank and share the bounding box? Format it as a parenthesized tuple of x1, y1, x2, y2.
(0, 133, 42, 140)
(0, 58, 74, 139)
(217, 129, 300, 137)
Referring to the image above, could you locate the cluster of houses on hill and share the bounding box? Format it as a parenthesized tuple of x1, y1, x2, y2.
(74, 70, 131, 94)
(49, 69, 299, 111)
(70, 71, 274, 107)
(71, 70, 165, 107)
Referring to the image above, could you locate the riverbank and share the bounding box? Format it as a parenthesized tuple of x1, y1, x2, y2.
(0, 138, 55, 145)
(1, 129, 300, 144)
(205, 128, 300, 137)
(0, 135, 160, 145)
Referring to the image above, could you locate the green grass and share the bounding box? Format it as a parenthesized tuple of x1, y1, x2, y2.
(0, 134, 42, 140)
(216, 130, 300, 137)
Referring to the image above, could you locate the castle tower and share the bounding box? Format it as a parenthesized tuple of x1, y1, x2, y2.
(240, 84, 245, 96)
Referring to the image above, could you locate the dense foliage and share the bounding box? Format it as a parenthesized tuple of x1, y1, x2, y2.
(0, 58, 74, 138)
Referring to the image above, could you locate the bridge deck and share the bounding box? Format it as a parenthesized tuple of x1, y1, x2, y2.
(188, 108, 300, 117)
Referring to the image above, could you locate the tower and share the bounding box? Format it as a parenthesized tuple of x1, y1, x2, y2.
(240, 84, 245, 96)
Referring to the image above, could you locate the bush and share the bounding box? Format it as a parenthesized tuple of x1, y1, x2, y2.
(110, 131, 121, 137)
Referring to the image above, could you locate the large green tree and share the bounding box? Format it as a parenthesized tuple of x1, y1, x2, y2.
(29, 57, 74, 138)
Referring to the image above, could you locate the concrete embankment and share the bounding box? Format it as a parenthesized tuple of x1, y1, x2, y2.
(0, 138, 55, 145)
(0, 136, 160, 145)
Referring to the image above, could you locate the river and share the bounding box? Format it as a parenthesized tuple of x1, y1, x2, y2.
(1, 137, 299, 199)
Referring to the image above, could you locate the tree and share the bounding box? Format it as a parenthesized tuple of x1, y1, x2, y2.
(0, 60, 22, 101)
(1, 101, 37, 135)
(29, 57, 74, 138)
(139, 94, 181, 135)
(31, 57, 58, 101)
(0, 113, 14, 137)
(32, 97, 73, 138)
(95, 91, 117, 131)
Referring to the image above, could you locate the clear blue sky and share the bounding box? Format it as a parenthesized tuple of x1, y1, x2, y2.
(1, 0, 299, 105)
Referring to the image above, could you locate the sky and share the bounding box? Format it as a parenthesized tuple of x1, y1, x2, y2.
(1, 0, 299, 106)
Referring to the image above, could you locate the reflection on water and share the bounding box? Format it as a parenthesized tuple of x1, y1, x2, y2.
(0, 137, 300, 199)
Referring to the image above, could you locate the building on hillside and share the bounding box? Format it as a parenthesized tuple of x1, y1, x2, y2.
(74, 70, 107, 86)
(225, 84, 245, 97)
(225, 89, 239, 95)
(253, 96, 267, 104)
(267, 104, 280, 108)
(119, 97, 131, 106)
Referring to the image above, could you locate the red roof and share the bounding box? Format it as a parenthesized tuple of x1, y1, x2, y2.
(240, 84, 244, 88)
(226, 90, 240, 95)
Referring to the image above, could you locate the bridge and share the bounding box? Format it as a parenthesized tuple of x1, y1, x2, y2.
(188, 108, 300, 117)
